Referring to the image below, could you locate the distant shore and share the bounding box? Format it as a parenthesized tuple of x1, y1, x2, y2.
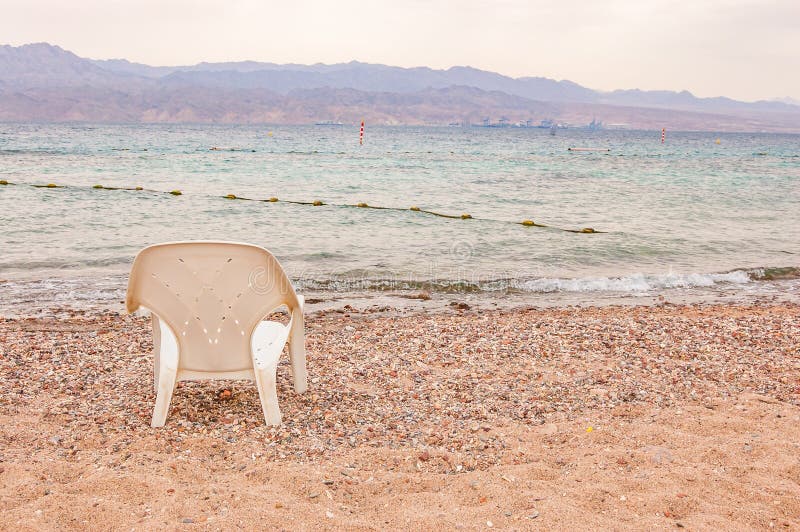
(4, 43, 800, 133)
(1, 301, 798, 529)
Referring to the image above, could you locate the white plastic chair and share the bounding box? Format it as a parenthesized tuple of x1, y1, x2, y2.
(125, 241, 307, 427)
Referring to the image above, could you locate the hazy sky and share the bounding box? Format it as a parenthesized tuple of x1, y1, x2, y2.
(3, 0, 799, 101)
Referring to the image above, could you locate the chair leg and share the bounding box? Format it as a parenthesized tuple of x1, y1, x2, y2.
(288, 341, 307, 394)
(289, 310, 308, 394)
(151, 314, 162, 393)
(151, 366, 177, 427)
(151, 315, 180, 427)
(253, 365, 282, 426)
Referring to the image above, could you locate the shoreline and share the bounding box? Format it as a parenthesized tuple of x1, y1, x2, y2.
(1, 273, 799, 319)
(1, 301, 799, 529)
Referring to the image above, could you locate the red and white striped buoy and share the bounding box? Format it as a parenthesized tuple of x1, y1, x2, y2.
(661, 128, 666, 143)
(359, 120, 364, 145)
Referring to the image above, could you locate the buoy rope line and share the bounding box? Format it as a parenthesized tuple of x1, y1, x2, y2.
(0, 179, 602, 234)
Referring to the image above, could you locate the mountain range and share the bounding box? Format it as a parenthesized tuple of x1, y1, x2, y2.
(1, 43, 799, 132)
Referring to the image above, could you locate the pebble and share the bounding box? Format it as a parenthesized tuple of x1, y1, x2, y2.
(646, 446, 674, 465)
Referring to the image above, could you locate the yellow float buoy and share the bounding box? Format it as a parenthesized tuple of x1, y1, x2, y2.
(224, 194, 237, 199)
(521, 220, 535, 227)
(268, 197, 278, 202)
(410, 206, 420, 211)
(715, 138, 721, 144)
(357, 202, 368, 208)
(312, 200, 323, 206)
(580, 227, 596, 233)
(170, 190, 182, 196)
(461, 213, 472, 219)
(0, 180, 9, 185)
(93, 185, 104, 189)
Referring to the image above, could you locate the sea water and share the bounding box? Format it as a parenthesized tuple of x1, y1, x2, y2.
(0, 123, 798, 315)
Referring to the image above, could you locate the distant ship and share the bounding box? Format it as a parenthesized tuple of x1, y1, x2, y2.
(586, 118, 603, 131)
(474, 117, 511, 128)
(315, 120, 344, 126)
(537, 119, 567, 131)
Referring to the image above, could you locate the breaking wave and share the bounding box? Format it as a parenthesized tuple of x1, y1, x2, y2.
(296, 267, 799, 294)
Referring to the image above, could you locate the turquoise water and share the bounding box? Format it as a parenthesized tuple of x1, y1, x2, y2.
(1, 124, 798, 313)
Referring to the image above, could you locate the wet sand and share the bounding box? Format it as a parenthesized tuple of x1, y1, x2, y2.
(1, 302, 799, 530)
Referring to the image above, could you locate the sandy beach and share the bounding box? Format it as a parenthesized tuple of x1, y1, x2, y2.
(1, 302, 799, 530)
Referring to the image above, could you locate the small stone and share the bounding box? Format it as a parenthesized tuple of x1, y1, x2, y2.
(181, 518, 194, 523)
(325, 510, 334, 518)
(646, 446, 674, 465)
(527, 510, 540, 519)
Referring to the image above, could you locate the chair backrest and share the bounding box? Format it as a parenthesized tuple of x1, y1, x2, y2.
(126, 241, 299, 372)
